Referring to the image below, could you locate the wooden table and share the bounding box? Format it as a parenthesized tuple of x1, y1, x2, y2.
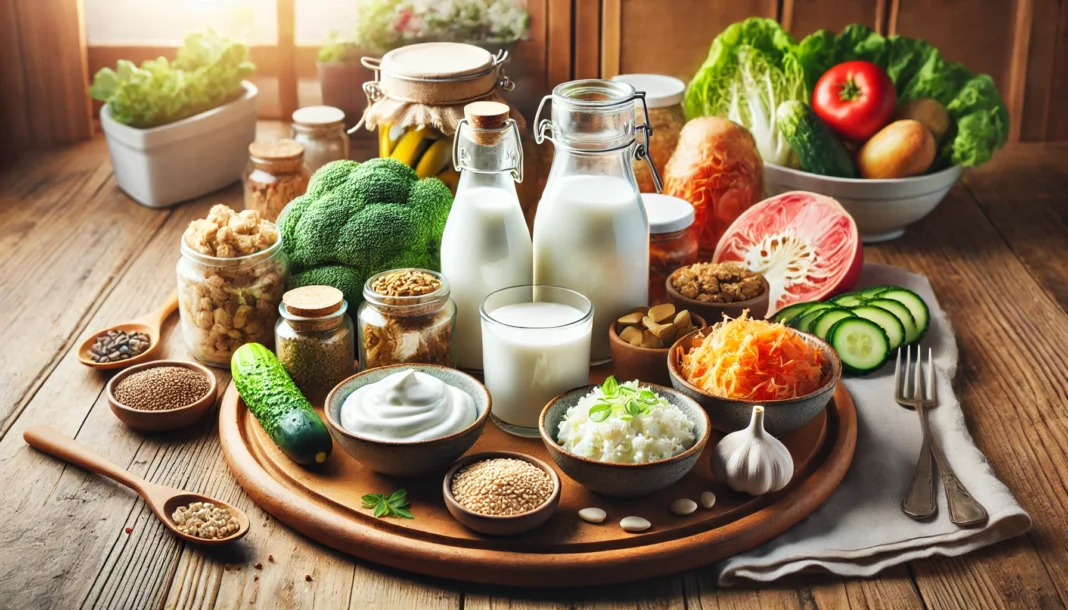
(1, 123, 1066, 610)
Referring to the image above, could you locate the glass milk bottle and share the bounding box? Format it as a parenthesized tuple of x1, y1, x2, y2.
(440, 101, 533, 371)
(532, 79, 662, 363)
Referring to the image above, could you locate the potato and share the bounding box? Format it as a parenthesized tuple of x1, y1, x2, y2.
(895, 98, 950, 143)
(857, 120, 936, 179)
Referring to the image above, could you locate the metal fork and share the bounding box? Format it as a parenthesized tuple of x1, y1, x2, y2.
(896, 345, 989, 526)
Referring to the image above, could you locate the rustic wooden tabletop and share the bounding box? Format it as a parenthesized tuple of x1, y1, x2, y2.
(1, 123, 1065, 610)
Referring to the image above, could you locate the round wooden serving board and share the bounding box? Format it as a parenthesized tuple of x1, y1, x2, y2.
(219, 375, 857, 587)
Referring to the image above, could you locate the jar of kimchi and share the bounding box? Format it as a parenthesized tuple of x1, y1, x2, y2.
(642, 194, 699, 305)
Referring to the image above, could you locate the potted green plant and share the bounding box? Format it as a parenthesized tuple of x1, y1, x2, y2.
(89, 31, 257, 208)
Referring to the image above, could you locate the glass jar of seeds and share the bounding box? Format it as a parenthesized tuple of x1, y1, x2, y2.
(357, 269, 456, 370)
(275, 285, 355, 402)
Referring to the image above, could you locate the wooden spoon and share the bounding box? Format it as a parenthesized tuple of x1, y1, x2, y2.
(23, 426, 250, 546)
(77, 291, 179, 370)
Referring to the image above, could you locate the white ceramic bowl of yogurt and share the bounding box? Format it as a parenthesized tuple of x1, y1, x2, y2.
(324, 364, 492, 477)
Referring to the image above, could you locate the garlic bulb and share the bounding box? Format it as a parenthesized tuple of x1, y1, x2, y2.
(710, 406, 794, 496)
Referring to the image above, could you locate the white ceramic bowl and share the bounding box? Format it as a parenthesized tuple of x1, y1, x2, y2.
(763, 163, 962, 243)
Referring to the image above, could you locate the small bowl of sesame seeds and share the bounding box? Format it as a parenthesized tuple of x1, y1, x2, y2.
(442, 451, 561, 536)
(106, 360, 218, 432)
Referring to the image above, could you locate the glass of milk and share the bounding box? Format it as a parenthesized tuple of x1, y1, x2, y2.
(480, 285, 593, 437)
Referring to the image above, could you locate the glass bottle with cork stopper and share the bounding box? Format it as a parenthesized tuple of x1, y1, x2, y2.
(275, 285, 355, 402)
(440, 100, 532, 372)
(244, 139, 312, 222)
(291, 105, 350, 172)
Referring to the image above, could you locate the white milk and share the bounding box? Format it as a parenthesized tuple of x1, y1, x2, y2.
(441, 186, 532, 371)
(482, 301, 591, 434)
(532, 174, 649, 362)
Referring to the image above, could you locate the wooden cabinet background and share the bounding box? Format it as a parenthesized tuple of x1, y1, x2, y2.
(572, 0, 1068, 143)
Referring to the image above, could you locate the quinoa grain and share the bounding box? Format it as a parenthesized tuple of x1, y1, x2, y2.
(450, 458, 554, 516)
(113, 366, 211, 411)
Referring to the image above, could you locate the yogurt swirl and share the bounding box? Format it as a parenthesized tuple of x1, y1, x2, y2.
(340, 369, 477, 441)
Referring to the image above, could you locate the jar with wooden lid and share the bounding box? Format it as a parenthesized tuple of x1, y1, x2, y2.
(356, 268, 456, 370)
(642, 193, 699, 305)
(243, 139, 312, 222)
(611, 74, 686, 193)
(354, 42, 530, 196)
(291, 106, 350, 172)
(275, 285, 355, 402)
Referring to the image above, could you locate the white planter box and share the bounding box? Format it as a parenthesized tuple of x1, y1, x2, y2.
(100, 81, 259, 208)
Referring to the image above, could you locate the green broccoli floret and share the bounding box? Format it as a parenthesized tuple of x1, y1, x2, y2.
(279, 158, 454, 306)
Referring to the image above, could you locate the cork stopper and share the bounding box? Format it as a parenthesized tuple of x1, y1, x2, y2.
(464, 101, 511, 146)
(249, 139, 305, 162)
(283, 285, 344, 318)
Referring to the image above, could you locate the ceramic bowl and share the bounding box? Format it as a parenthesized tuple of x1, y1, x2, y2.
(106, 360, 218, 432)
(442, 451, 561, 536)
(665, 271, 770, 322)
(608, 314, 706, 386)
(764, 163, 962, 244)
(538, 383, 710, 497)
(324, 364, 491, 477)
(667, 326, 841, 436)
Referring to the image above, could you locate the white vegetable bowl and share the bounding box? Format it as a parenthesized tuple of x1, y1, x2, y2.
(100, 81, 259, 208)
(763, 163, 962, 243)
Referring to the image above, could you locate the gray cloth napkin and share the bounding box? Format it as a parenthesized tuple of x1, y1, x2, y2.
(715, 263, 1031, 586)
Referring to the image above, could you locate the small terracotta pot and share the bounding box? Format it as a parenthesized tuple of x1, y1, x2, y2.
(665, 271, 771, 322)
(442, 451, 560, 536)
(608, 314, 706, 386)
(107, 360, 218, 432)
(316, 60, 375, 137)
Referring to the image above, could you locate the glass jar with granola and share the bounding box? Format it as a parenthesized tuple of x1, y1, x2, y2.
(243, 139, 312, 222)
(357, 269, 456, 370)
(177, 204, 289, 367)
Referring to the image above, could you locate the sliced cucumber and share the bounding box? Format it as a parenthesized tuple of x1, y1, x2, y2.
(796, 308, 829, 333)
(774, 301, 817, 324)
(787, 302, 835, 328)
(813, 308, 856, 340)
(831, 294, 867, 307)
(829, 318, 890, 374)
(867, 298, 919, 343)
(878, 288, 930, 342)
(850, 305, 906, 350)
(857, 285, 895, 298)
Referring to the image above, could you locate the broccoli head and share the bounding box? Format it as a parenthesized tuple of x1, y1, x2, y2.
(278, 158, 453, 306)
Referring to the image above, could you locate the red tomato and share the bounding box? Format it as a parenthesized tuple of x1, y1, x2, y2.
(713, 191, 863, 316)
(813, 61, 896, 142)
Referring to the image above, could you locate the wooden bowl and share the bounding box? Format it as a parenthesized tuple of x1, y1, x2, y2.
(538, 383, 710, 498)
(442, 451, 561, 536)
(106, 360, 218, 432)
(665, 271, 771, 322)
(324, 364, 491, 478)
(667, 326, 841, 435)
(608, 314, 706, 386)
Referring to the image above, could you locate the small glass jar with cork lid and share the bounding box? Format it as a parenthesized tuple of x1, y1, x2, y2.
(291, 106, 350, 172)
(275, 285, 355, 402)
(243, 139, 312, 222)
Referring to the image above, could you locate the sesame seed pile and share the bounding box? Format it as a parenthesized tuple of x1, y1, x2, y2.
(114, 366, 211, 411)
(450, 458, 554, 516)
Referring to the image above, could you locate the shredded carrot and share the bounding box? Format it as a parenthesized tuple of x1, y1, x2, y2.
(680, 312, 827, 401)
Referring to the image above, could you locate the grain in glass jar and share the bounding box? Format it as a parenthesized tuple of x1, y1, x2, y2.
(243, 139, 312, 222)
(642, 193, 699, 305)
(275, 285, 355, 402)
(357, 269, 456, 370)
(611, 74, 686, 193)
(291, 106, 350, 172)
(177, 205, 288, 367)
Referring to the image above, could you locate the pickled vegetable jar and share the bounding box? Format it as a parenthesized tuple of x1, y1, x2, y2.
(612, 74, 686, 193)
(643, 194, 698, 305)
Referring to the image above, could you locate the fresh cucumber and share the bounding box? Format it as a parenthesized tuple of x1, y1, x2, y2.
(787, 302, 834, 328)
(232, 343, 333, 465)
(796, 307, 832, 333)
(776, 100, 858, 178)
(866, 298, 919, 343)
(813, 308, 856, 341)
(878, 288, 930, 342)
(850, 305, 906, 350)
(774, 301, 817, 324)
(831, 294, 867, 308)
(856, 286, 894, 298)
(829, 318, 890, 374)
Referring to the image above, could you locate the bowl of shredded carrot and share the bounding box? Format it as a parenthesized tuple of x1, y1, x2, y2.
(667, 312, 841, 435)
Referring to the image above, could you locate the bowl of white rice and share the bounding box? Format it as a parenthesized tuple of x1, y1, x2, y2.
(538, 379, 711, 497)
